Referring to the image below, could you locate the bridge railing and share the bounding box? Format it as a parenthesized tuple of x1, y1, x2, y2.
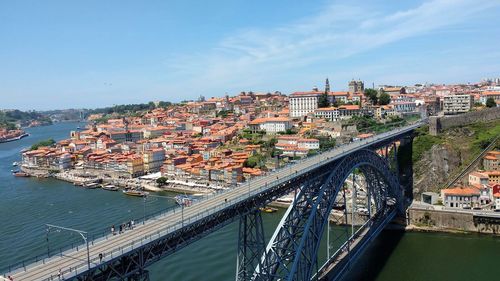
(5, 120, 425, 278)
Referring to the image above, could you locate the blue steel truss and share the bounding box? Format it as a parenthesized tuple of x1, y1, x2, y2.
(252, 149, 403, 281)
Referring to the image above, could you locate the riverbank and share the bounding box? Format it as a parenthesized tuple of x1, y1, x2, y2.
(19, 166, 221, 195)
(0, 132, 29, 143)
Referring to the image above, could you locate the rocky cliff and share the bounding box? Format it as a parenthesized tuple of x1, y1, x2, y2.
(412, 120, 500, 195)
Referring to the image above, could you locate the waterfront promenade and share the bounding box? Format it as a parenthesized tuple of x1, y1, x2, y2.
(6, 122, 422, 280)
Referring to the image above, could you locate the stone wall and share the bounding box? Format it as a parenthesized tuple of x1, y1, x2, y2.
(408, 207, 500, 234)
(429, 107, 500, 135)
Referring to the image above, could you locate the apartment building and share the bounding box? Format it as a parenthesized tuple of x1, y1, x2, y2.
(443, 94, 473, 115)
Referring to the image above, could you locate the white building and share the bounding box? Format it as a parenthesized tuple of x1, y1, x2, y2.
(297, 139, 320, 150)
(441, 187, 480, 208)
(392, 102, 417, 113)
(289, 91, 321, 118)
(443, 94, 473, 115)
(248, 117, 292, 134)
(495, 193, 500, 210)
(314, 107, 339, 121)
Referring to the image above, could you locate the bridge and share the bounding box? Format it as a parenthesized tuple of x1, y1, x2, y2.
(4, 121, 423, 281)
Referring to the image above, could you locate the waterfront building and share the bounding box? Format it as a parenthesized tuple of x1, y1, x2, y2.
(443, 94, 473, 115)
(143, 148, 166, 173)
(495, 193, 500, 210)
(441, 187, 480, 208)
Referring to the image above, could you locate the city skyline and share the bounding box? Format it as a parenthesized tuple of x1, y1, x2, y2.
(1, 0, 500, 110)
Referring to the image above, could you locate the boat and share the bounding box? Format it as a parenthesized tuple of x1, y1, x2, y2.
(84, 182, 100, 189)
(12, 171, 29, 177)
(259, 207, 278, 213)
(123, 189, 149, 197)
(175, 194, 194, 206)
(12, 162, 18, 167)
(102, 184, 119, 191)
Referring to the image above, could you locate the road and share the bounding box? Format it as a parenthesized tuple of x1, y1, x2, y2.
(7, 122, 422, 281)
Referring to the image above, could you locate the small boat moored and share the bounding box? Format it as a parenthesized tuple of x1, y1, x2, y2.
(84, 182, 100, 189)
(259, 207, 278, 213)
(12, 171, 30, 177)
(123, 189, 149, 197)
(12, 162, 18, 167)
(175, 194, 194, 206)
(102, 184, 119, 191)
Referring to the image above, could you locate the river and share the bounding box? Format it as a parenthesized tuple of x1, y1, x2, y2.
(0, 122, 498, 280)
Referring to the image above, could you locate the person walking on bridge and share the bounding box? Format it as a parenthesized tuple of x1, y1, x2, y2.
(99, 253, 103, 263)
(111, 225, 115, 235)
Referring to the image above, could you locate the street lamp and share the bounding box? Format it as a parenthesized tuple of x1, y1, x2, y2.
(46, 224, 91, 270)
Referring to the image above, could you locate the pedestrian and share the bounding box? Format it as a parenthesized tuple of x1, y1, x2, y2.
(224, 198, 227, 203)
(7, 275, 13, 281)
(127, 221, 131, 229)
(119, 224, 123, 234)
(111, 225, 115, 235)
(58, 269, 63, 280)
(99, 253, 103, 263)
(131, 220, 135, 229)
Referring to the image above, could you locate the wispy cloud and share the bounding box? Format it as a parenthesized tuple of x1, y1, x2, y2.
(163, 0, 500, 95)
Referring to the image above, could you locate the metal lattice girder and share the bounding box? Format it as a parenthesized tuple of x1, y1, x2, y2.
(253, 174, 329, 280)
(254, 149, 402, 281)
(237, 210, 266, 281)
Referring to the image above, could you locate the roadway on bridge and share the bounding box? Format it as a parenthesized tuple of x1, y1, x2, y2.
(9, 123, 421, 281)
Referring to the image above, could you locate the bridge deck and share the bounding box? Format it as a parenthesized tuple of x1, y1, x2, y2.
(7, 123, 421, 281)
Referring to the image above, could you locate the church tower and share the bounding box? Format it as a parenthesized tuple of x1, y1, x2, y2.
(325, 78, 330, 93)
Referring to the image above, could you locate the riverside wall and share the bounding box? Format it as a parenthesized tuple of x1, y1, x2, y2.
(429, 107, 500, 135)
(408, 207, 500, 235)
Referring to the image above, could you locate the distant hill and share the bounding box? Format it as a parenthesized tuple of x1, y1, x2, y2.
(0, 109, 52, 129)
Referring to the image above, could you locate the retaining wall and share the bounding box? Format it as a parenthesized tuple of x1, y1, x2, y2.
(429, 107, 500, 135)
(408, 207, 500, 234)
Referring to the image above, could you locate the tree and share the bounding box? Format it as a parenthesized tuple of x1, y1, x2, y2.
(156, 177, 168, 186)
(318, 92, 330, 108)
(379, 92, 391, 105)
(486, 97, 496, 108)
(31, 138, 56, 150)
(364, 89, 378, 105)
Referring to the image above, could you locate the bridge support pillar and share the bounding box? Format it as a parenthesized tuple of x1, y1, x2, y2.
(236, 209, 266, 281)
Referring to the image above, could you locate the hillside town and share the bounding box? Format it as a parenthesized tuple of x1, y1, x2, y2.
(17, 78, 500, 194)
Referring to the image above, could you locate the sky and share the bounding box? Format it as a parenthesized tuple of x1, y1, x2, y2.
(1, 0, 500, 110)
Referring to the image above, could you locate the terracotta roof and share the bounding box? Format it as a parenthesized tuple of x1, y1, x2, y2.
(442, 187, 480, 196)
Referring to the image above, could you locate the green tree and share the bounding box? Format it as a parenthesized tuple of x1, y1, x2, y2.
(364, 89, 378, 105)
(318, 92, 330, 108)
(31, 138, 56, 150)
(486, 97, 496, 108)
(156, 177, 168, 186)
(379, 92, 391, 105)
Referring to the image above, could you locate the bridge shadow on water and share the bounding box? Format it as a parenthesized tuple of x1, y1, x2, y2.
(341, 228, 405, 281)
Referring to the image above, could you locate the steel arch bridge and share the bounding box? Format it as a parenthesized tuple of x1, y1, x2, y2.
(4, 124, 418, 281)
(237, 149, 403, 281)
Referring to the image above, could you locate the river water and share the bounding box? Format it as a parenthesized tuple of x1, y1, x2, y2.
(0, 122, 498, 280)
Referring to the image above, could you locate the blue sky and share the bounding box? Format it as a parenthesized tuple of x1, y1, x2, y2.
(1, 0, 500, 110)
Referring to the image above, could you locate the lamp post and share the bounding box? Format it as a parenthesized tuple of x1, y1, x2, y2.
(46, 224, 90, 270)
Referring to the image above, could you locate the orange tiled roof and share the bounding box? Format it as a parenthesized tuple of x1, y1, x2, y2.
(442, 187, 480, 196)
